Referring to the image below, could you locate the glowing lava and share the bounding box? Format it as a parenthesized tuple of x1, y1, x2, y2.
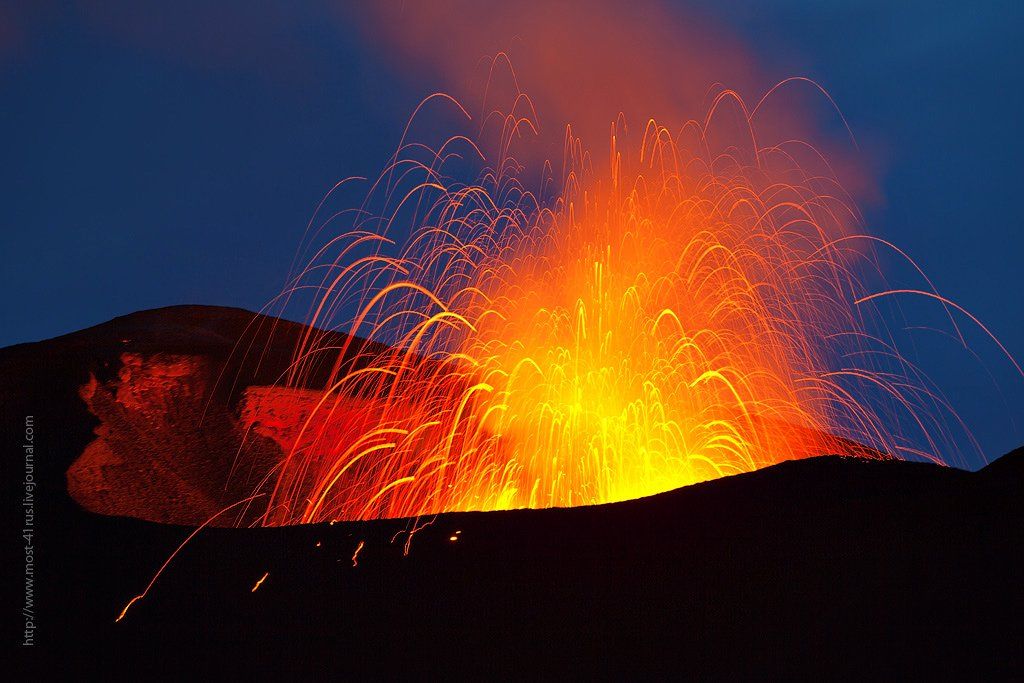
(256, 84, 967, 525)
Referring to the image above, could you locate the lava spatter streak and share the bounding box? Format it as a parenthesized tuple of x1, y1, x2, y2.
(257, 85, 973, 525)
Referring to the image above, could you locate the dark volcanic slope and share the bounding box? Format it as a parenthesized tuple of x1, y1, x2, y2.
(1, 304, 333, 488)
(16, 450, 1024, 679)
(1, 305, 384, 525)
(3, 306, 1022, 678)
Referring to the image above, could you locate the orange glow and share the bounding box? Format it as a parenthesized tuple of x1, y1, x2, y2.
(251, 572, 269, 593)
(248, 75, 980, 526)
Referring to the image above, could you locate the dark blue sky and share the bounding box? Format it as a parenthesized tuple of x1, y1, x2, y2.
(3, 1, 1022, 462)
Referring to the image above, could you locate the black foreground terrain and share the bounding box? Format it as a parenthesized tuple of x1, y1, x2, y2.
(3, 306, 1021, 679)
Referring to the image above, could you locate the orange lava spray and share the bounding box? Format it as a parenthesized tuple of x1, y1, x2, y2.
(254, 78, 997, 525)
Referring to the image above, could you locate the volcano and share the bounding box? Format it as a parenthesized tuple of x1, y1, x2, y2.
(3, 305, 1021, 678)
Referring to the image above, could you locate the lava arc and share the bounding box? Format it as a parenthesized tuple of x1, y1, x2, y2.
(255, 82, 969, 525)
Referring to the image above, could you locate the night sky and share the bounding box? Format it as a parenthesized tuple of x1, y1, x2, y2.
(3, 1, 1022, 463)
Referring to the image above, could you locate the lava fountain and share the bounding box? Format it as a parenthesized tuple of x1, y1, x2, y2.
(253, 78, 970, 525)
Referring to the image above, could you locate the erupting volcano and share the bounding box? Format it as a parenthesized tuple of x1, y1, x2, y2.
(8, 2, 1023, 677)
(251, 74, 977, 525)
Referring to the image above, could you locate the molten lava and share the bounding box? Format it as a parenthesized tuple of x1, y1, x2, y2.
(256, 85, 961, 525)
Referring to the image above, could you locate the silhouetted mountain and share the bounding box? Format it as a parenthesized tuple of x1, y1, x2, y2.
(1, 305, 386, 525)
(3, 306, 1021, 679)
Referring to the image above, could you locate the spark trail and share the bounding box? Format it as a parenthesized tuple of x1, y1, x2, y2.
(252, 79, 1004, 525)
